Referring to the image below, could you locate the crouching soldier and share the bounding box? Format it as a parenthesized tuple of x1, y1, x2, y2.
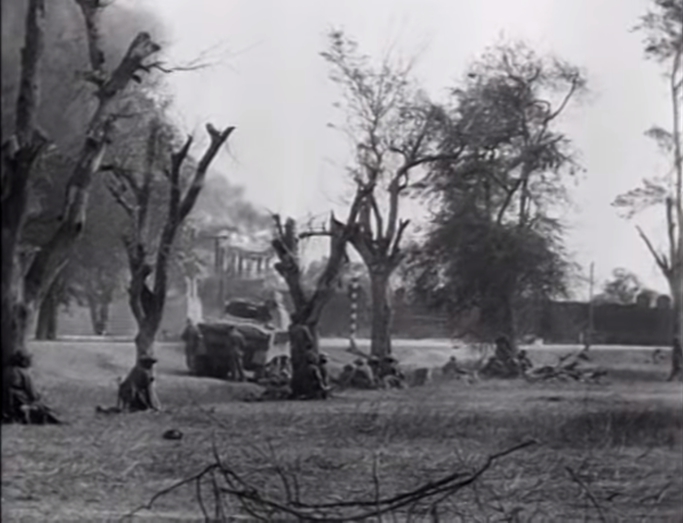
(118, 355, 162, 412)
(378, 356, 405, 389)
(300, 351, 329, 399)
(517, 350, 533, 373)
(442, 356, 468, 379)
(3, 350, 61, 424)
(349, 358, 376, 389)
(336, 364, 356, 389)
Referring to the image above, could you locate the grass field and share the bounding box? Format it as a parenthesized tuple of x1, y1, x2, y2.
(2, 339, 682, 521)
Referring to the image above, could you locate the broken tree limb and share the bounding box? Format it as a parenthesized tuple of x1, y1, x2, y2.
(127, 440, 537, 521)
(23, 9, 162, 311)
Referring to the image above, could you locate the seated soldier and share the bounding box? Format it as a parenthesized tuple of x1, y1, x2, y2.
(336, 364, 356, 388)
(517, 350, 533, 373)
(442, 356, 467, 378)
(481, 336, 521, 378)
(349, 358, 376, 389)
(118, 355, 161, 412)
(378, 356, 405, 389)
(263, 355, 291, 386)
(367, 356, 380, 382)
(3, 350, 61, 424)
(301, 351, 327, 399)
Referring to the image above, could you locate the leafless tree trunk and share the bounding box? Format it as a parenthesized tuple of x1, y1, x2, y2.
(3, 0, 160, 414)
(272, 186, 370, 398)
(34, 277, 59, 340)
(22, 13, 161, 318)
(106, 122, 234, 364)
(630, 38, 682, 369)
(1, 0, 49, 417)
(87, 295, 109, 335)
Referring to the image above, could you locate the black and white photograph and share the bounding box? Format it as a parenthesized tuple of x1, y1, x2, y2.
(2, 0, 682, 520)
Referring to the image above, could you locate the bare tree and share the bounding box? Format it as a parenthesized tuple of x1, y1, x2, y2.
(2, 1, 50, 404)
(613, 0, 682, 352)
(2, 0, 161, 414)
(271, 185, 371, 398)
(105, 118, 234, 366)
(322, 30, 462, 358)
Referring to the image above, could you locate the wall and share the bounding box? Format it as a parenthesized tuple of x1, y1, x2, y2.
(55, 284, 673, 346)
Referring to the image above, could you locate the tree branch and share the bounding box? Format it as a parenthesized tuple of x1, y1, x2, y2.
(547, 76, 580, 122)
(101, 164, 140, 195)
(637, 225, 671, 278)
(179, 125, 235, 221)
(98, 32, 161, 99)
(74, 0, 106, 76)
(666, 197, 677, 271)
(103, 176, 135, 218)
(389, 218, 410, 264)
(368, 192, 384, 242)
(15, 0, 46, 146)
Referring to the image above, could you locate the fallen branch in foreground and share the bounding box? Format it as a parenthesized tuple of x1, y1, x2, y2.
(122, 439, 537, 522)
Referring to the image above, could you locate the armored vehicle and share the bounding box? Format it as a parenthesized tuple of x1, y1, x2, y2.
(185, 299, 289, 379)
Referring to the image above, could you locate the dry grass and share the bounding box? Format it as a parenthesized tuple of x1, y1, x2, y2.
(2, 340, 682, 521)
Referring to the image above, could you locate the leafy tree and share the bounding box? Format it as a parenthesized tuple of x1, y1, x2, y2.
(594, 268, 643, 305)
(321, 30, 461, 357)
(613, 0, 682, 348)
(408, 41, 585, 343)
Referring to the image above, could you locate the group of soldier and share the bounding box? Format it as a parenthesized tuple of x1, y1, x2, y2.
(336, 355, 405, 390)
(479, 336, 533, 379)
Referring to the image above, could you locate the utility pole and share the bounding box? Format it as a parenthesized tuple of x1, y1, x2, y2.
(586, 262, 595, 350)
(348, 272, 360, 350)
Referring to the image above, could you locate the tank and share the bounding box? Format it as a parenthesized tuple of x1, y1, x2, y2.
(185, 298, 289, 378)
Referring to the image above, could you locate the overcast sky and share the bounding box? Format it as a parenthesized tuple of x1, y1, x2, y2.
(129, 0, 672, 296)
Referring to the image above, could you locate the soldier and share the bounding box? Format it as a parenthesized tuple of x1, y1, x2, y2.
(442, 356, 467, 378)
(117, 355, 162, 412)
(517, 350, 533, 373)
(181, 318, 202, 366)
(379, 356, 405, 389)
(300, 351, 327, 399)
(318, 353, 330, 391)
(349, 358, 376, 389)
(336, 364, 356, 388)
(226, 326, 246, 382)
(3, 350, 61, 424)
(668, 336, 682, 382)
(367, 356, 380, 385)
(481, 336, 520, 378)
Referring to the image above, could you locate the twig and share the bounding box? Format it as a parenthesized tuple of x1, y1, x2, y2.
(196, 475, 208, 521)
(372, 451, 382, 523)
(120, 464, 219, 521)
(128, 439, 537, 522)
(565, 466, 607, 523)
(640, 481, 672, 504)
